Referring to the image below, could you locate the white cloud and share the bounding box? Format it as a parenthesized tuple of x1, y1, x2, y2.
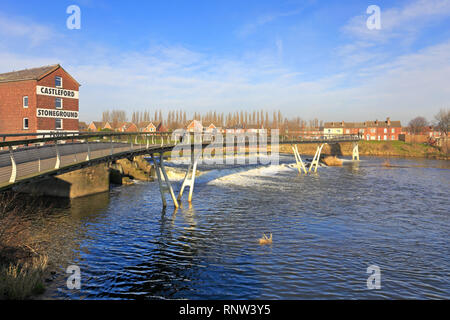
(0, 7, 449, 124)
(0, 12, 58, 47)
(237, 9, 302, 37)
(342, 0, 450, 42)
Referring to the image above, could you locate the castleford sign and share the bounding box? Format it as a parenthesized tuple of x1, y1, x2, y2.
(36, 85, 79, 99)
(36, 108, 79, 119)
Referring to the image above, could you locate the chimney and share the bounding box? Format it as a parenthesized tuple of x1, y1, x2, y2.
(341, 121, 345, 126)
(375, 119, 378, 125)
(386, 117, 391, 126)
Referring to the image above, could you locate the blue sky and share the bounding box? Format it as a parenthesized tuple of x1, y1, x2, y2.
(1, 0, 449, 124)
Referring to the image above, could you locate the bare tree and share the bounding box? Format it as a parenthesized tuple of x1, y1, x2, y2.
(408, 116, 428, 135)
(434, 108, 449, 136)
(102, 110, 111, 123)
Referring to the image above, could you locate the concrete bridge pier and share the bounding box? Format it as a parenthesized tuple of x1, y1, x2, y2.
(13, 163, 110, 198)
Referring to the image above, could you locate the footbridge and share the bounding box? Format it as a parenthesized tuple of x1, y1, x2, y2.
(0, 131, 361, 207)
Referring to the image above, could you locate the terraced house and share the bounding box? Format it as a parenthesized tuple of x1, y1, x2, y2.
(324, 118, 402, 141)
(0, 64, 80, 134)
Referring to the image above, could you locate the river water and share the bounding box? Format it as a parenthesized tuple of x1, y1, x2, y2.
(38, 155, 449, 299)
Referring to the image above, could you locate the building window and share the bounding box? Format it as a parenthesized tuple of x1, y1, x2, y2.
(55, 118, 63, 130)
(23, 118, 29, 130)
(371, 128, 376, 133)
(23, 96, 28, 108)
(384, 135, 387, 140)
(391, 128, 395, 133)
(55, 76, 63, 88)
(55, 98, 63, 109)
(392, 135, 395, 140)
(384, 128, 387, 133)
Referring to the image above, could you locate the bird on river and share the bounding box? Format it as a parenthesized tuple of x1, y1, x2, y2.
(259, 233, 272, 245)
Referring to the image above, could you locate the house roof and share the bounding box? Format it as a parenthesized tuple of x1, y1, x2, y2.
(90, 121, 105, 128)
(364, 120, 401, 128)
(115, 122, 136, 130)
(185, 120, 203, 127)
(324, 119, 401, 128)
(138, 121, 156, 129)
(0, 64, 81, 85)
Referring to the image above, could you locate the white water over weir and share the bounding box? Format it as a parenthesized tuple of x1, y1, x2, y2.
(0, 131, 360, 206)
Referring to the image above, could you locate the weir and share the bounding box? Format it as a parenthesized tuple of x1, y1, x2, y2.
(0, 131, 361, 207)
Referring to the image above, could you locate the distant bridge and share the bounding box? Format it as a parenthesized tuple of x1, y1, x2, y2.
(0, 131, 361, 207)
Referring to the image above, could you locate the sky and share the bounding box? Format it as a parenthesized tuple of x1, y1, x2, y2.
(0, 0, 449, 124)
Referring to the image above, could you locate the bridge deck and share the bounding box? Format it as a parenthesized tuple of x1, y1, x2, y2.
(0, 142, 174, 191)
(0, 134, 360, 192)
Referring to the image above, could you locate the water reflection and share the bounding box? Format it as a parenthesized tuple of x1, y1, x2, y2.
(69, 192, 110, 219)
(36, 156, 450, 299)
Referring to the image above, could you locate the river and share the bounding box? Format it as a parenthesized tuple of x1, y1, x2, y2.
(37, 155, 449, 299)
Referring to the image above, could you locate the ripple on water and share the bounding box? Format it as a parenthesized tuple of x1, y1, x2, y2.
(39, 156, 449, 299)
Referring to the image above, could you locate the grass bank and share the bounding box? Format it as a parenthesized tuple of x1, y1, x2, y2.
(0, 194, 50, 300)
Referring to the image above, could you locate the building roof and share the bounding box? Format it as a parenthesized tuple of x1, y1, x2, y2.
(364, 120, 401, 128)
(90, 121, 105, 128)
(0, 64, 80, 85)
(78, 122, 88, 131)
(138, 121, 156, 129)
(324, 118, 401, 128)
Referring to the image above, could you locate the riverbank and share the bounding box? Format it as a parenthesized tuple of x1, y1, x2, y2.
(0, 194, 50, 299)
(279, 140, 449, 160)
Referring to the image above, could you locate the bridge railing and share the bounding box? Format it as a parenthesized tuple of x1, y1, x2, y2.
(0, 131, 180, 185)
(0, 130, 362, 186)
(0, 131, 176, 148)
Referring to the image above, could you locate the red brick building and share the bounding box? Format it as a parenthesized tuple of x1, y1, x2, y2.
(116, 122, 138, 132)
(138, 121, 156, 132)
(0, 64, 80, 135)
(324, 118, 402, 141)
(88, 121, 112, 131)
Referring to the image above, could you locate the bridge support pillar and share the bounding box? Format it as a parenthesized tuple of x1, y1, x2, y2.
(292, 144, 307, 174)
(178, 152, 199, 203)
(13, 163, 110, 198)
(352, 142, 359, 161)
(152, 153, 179, 208)
(309, 143, 325, 173)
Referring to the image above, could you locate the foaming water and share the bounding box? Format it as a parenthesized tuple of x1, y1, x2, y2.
(38, 156, 449, 299)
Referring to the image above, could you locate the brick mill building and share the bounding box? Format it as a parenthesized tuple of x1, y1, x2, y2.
(0, 64, 80, 135)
